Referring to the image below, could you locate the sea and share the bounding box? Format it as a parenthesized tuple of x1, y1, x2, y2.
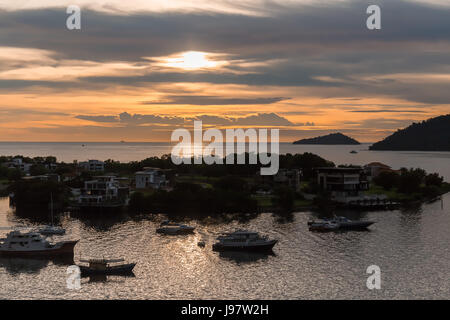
(0, 142, 449, 299)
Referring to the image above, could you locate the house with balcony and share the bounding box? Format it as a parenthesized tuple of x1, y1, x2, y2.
(77, 176, 129, 208)
(135, 167, 168, 189)
(316, 167, 369, 202)
(78, 160, 105, 172)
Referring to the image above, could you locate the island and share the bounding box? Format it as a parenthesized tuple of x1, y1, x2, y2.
(293, 132, 360, 145)
(370, 114, 450, 151)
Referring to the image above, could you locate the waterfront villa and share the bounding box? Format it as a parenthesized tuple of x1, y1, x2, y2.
(77, 176, 129, 207)
(364, 162, 393, 181)
(135, 167, 168, 189)
(78, 160, 105, 172)
(316, 167, 369, 201)
(259, 168, 302, 191)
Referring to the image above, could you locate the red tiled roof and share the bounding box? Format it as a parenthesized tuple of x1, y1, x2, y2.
(365, 162, 391, 169)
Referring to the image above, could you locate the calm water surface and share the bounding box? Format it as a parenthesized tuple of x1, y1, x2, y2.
(1, 194, 449, 300)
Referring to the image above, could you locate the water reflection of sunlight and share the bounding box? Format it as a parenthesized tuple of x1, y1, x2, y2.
(166, 233, 209, 277)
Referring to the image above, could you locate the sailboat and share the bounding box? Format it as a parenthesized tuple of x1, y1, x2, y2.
(39, 193, 66, 236)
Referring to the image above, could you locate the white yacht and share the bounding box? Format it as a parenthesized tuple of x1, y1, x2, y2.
(308, 216, 375, 231)
(212, 230, 277, 252)
(0, 231, 78, 257)
(156, 221, 195, 235)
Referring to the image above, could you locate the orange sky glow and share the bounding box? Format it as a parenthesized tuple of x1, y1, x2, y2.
(0, 1, 449, 142)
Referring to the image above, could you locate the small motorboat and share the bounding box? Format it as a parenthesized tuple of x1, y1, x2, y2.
(308, 221, 340, 232)
(332, 216, 375, 229)
(307, 216, 375, 231)
(350, 150, 358, 154)
(212, 230, 277, 252)
(77, 258, 136, 276)
(156, 220, 195, 235)
(0, 231, 78, 257)
(197, 241, 206, 248)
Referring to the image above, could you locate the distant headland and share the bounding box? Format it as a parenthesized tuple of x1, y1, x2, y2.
(293, 133, 360, 145)
(370, 114, 450, 151)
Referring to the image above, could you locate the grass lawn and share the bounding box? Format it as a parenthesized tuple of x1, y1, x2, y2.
(365, 183, 450, 202)
(252, 195, 273, 207)
(294, 199, 314, 207)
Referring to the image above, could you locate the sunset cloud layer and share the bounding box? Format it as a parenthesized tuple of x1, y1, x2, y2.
(0, 0, 449, 142)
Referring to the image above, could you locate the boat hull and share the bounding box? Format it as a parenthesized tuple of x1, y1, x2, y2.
(309, 225, 339, 232)
(212, 240, 277, 252)
(79, 263, 136, 276)
(338, 221, 374, 229)
(0, 240, 78, 257)
(156, 227, 195, 235)
(308, 220, 375, 230)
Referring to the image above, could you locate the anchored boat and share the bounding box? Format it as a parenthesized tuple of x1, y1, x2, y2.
(308, 221, 340, 232)
(0, 231, 78, 257)
(156, 220, 195, 235)
(77, 258, 136, 276)
(308, 216, 375, 231)
(39, 225, 65, 236)
(38, 193, 66, 236)
(212, 230, 277, 252)
(332, 216, 374, 229)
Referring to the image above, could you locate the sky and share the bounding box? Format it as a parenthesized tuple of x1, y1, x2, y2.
(0, 0, 449, 142)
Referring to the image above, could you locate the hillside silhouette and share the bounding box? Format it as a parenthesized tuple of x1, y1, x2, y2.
(293, 132, 360, 145)
(370, 114, 450, 151)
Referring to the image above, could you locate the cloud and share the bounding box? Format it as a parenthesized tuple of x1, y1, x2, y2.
(347, 109, 428, 113)
(75, 115, 119, 123)
(0, 0, 449, 142)
(141, 95, 288, 105)
(75, 112, 297, 127)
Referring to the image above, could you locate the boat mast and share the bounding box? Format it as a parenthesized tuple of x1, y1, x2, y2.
(50, 192, 54, 226)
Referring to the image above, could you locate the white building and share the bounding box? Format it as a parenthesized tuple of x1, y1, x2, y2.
(78, 160, 105, 172)
(135, 167, 167, 189)
(364, 162, 393, 181)
(2, 158, 33, 173)
(78, 176, 129, 206)
(316, 167, 369, 199)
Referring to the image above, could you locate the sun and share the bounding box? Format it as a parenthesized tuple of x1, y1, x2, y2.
(158, 51, 221, 70)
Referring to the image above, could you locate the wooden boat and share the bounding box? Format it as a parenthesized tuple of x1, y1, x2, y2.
(77, 258, 136, 276)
